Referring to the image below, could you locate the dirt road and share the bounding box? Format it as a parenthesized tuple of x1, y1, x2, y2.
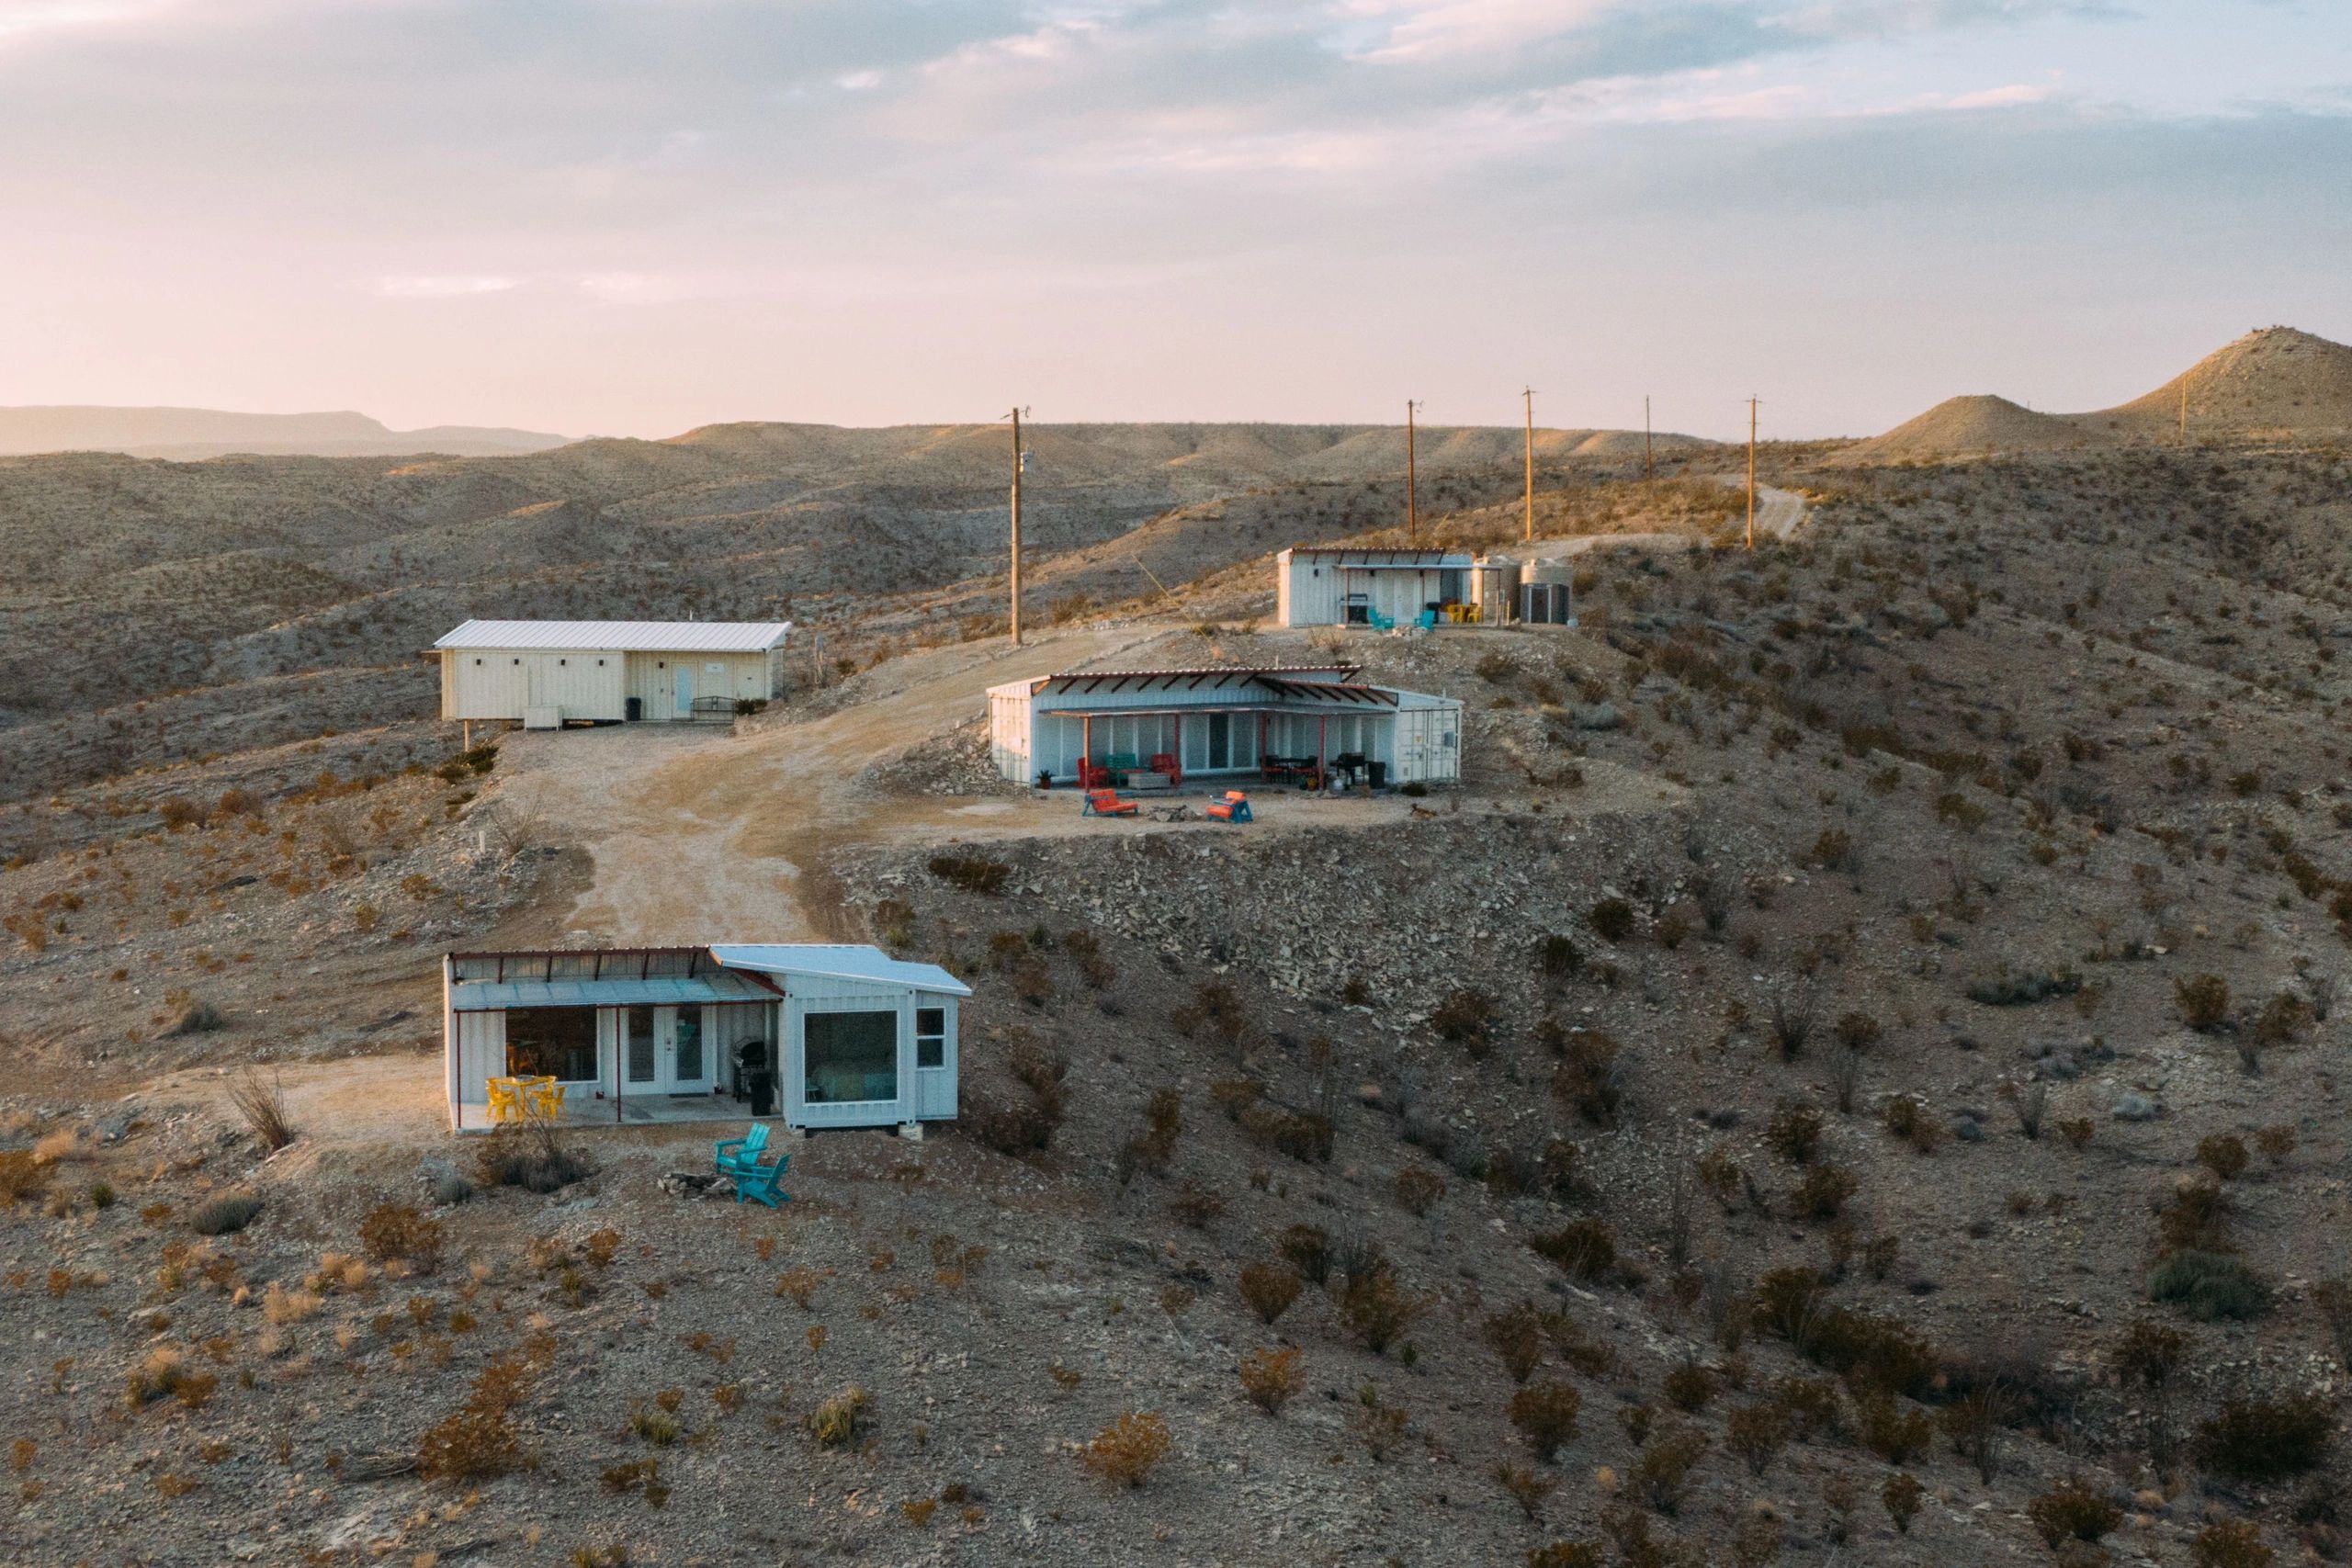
(1521, 480, 1808, 561)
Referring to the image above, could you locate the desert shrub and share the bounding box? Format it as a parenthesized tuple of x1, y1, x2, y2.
(2149, 1251, 2270, 1322)
(433, 1170, 474, 1205)
(1855, 1389, 1934, 1463)
(1240, 1103, 1334, 1163)
(1967, 964, 2082, 1007)
(1766, 1101, 1824, 1165)
(1238, 1348, 1303, 1416)
(928, 852, 1011, 896)
(1832, 1011, 1882, 1052)
(2157, 1179, 2230, 1254)
(2058, 1115, 2095, 1150)
(966, 1089, 1057, 1156)
(1553, 1032, 1623, 1125)
(188, 1194, 263, 1236)
(2191, 1519, 2273, 1568)
(2197, 1134, 2250, 1182)
(472, 1122, 590, 1193)
(1770, 988, 1815, 1059)
(226, 1067, 294, 1151)
(1277, 1224, 1332, 1285)
(1881, 1471, 1924, 1533)
(2026, 1476, 2121, 1549)
(1538, 934, 1584, 977)
(166, 999, 225, 1036)
(1625, 1422, 1708, 1515)
(358, 1201, 443, 1271)
(1235, 1260, 1303, 1325)
(1589, 898, 1636, 942)
(1081, 1412, 1172, 1487)
(1337, 1271, 1421, 1354)
(417, 1356, 531, 1482)
(1127, 1087, 1182, 1175)
(0, 1151, 45, 1205)
(1792, 1164, 1858, 1222)
(1726, 1403, 1788, 1476)
(1526, 1543, 1603, 1568)
(1775, 1376, 1844, 1440)
(2250, 992, 2312, 1049)
(2198, 1393, 2332, 1482)
(1167, 1180, 1226, 1229)
(807, 1386, 869, 1448)
(1530, 1219, 1616, 1282)
(1432, 987, 1498, 1047)
(1482, 1304, 1545, 1383)
(1662, 1362, 1716, 1414)
(2176, 973, 2232, 1032)
(1394, 1165, 1444, 1216)
(1508, 1377, 1582, 1461)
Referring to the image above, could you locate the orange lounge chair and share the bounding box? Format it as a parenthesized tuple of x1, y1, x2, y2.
(1082, 787, 1138, 818)
(1204, 791, 1253, 823)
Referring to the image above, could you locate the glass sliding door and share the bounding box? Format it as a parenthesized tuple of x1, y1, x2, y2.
(625, 1006, 657, 1085)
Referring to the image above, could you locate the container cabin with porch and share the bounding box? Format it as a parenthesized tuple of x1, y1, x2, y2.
(442, 943, 967, 1134)
(1275, 547, 1521, 628)
(435, 620, 792, 729)
(986, 664, 1464, 790)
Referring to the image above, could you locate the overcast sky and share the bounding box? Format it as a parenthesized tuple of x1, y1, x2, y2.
(0, 0, 2345, 440)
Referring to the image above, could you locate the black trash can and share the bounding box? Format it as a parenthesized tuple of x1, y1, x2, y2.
(746, 1068, 775, 1118)
(625, 696, 643, 722)
(1368, 761, 1388, 790)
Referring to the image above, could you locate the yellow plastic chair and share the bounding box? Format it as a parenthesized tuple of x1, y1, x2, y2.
(526, 1078, 566, 1120)
(485, 1077, 524, 1125)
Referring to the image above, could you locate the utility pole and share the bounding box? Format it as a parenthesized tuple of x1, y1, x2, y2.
(1521, 387, 1536, 544)
(2179, 379, 2188, 446)
(1644, 395, 1655, 484)
(1746, 396, 1759, 551)
(1007, 406, 1026, 646)
(1405, 400, 1421, 543)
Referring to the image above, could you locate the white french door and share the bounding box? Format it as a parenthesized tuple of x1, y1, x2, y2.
(620, 1005, 715, 1096)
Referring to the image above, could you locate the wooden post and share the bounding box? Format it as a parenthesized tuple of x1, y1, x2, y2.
(462, 719, 471, 752)
(1317, 715, 1329, 785)
(1009, 407, 1024, 646)
(1406, 400, 1420, 543)
(1521, 387, 1536, 544)
(1081, 714, 1092, 788)
(1644, 395, 1654, 485)
(1746, 396, 1758, 551)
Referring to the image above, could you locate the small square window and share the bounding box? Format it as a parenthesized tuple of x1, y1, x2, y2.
(473, 658, 482, 666)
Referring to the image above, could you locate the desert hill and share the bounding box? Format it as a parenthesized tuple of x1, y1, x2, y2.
(1841, 324, 2352, 462)
(0, 404, 572, 459)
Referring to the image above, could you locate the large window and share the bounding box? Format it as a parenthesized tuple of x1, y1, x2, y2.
(916, 1007, 946, 1070)
(505, 1008, 596, 1082)
(804, 1010, 898, 1103)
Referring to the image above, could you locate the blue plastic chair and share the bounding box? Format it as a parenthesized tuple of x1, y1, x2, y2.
(1414, 609, 1439, 630)
(733, 1150, 790, 1207)
(715, 1122, 769, 1179)
(1366, 609, 1395, 630)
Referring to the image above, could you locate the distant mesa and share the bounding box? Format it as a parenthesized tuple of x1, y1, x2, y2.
(1841, 326, 2352, 463)
(0, 405, 572, 459)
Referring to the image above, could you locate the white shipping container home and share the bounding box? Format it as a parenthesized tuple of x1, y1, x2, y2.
(435, 620, 792, 728)
(987, 664, 1464, 788)
(442, 943, 968, 1134)
(1276, 547, 1522, 628)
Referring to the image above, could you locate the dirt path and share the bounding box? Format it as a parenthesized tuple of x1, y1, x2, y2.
(1520, 480, 1808, 560)
(495, 624, 1170, 946)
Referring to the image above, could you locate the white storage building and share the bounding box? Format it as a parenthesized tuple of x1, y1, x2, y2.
(986, 664, 1464, 789)
(442, 942, 968, 1134)
(435, 619, 791, 728)
(1276, 547, 1521, 628)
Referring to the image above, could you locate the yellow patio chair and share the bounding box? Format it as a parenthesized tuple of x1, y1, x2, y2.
(485, 1077, 525, 1125)
(526, 1078, 566, 1120)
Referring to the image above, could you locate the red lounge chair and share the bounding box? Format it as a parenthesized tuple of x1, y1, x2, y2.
(1204, 790, 1252, 824)
(1082, 788, 1138, 818)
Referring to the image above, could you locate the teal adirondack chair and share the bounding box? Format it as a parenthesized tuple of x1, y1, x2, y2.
(716, 1122, 790, 1206)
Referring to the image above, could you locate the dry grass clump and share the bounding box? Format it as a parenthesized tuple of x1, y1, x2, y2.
(807, 1386, 869, 1449)
(263, 1280, 324, 1325)
(358, 1201, 443, 1271)
(417, 1355, 532, 1482)
(1238, 1348, 1304, 1416)
(1529, 1218, 1616, 1282)
(1336, 1269, 1422, 1355)
(225, 1067, 294, 1152)
(2025, 1475, 2121, 1550)
(472, 1121, 590, 1193)
(2198, 1392, 2332, 1482)
(0, 1150, 49, 1205)
(125, 1348, 217, 1413)
(928, 852, 1010, 896)
(1080, 1411, 1172, 1487)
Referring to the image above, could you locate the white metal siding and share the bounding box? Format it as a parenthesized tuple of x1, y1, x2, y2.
(444, 647, 625, 721)
(623, 650, 769, 721)
(989, 685, 1035, 782)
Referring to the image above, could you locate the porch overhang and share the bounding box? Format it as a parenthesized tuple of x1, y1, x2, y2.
(448, 971, 777, 1011)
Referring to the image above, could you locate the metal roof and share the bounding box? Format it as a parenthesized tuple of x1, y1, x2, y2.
(435, 619, 791, 653)
(1252, 676, 1400, 707)
(710, 944, 973, 998)
(448, 969, 777, 1012)
(1024, 664, 1359, 697)
(1283, 547, 1476, 569)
